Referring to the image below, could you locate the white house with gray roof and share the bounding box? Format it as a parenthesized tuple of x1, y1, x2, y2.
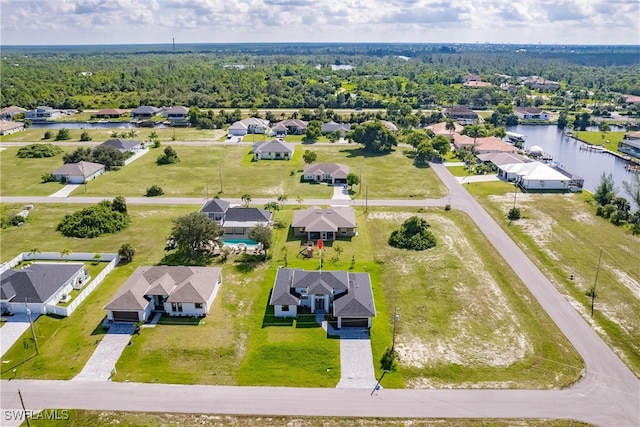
(52, 160, 105, 184)
(270, 268, 376, 328)
(292, 206, 357, 241)
(1, 263, 88, 315)
(252, 139, 295, 160)
(96, 138, 143, 154)
(228, 117, 270, 136)
(200, 199, 272, 239)
(104, 266, 222, 322)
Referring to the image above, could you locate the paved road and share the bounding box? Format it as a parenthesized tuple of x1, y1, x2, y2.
(1, 164, 639, 425)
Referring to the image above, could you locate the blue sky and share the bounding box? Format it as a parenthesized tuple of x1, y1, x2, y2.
(1, 0, 639, 45)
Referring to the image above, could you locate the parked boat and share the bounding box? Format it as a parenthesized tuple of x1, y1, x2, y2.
(506, 131, 526, 145)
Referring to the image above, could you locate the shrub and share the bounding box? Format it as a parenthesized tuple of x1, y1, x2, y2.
(157, 146, 179, 165)
(145, 184, 164, 197)
(41, 172, 56, 183)
(118, 243, 136, 263)
(55, 128, 71, 141)
(56, 199, 130, 238)
(152, 140, 161, 148)
(388, 216, 437, 250)
(17, 144, 62, 158)
(43, 131, 53, 140)
(79, 131, 92, 141)
(508, 207, 521, 221)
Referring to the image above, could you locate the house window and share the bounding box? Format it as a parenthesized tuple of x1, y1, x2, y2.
(171, 302, 183, 312)
(195, 303, 203, 309)
(281, 305, 290, 312)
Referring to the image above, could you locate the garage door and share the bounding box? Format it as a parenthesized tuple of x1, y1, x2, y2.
(111, 311, 139, 322)
(341, 318, 369, 327)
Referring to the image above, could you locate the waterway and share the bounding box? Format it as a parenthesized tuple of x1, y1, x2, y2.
(507, 124, 635, 198)
(28, 122, 168, 129)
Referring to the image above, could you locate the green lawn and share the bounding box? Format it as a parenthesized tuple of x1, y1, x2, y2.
(0, 127, 225, 143)
(61, 144, 445, 199)
(572, 131, 625, 152)
(0, 147, 70, 196)
(466, 183, 640, 377)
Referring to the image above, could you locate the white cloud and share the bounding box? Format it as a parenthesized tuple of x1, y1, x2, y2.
(0, 0, 637, 44)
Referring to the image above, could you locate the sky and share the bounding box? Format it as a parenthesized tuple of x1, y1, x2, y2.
(1, 0, 639, 46)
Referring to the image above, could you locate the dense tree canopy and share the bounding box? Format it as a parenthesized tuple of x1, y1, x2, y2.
(57, 199, 130, 238)
(388, 216, 437, 250)
(347, 121, 398, 152)
(172, 212, 223, 255)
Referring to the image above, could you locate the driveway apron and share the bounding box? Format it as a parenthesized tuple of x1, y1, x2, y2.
(73, 322, 135, 381)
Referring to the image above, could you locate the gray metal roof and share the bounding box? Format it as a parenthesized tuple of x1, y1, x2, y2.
(200, 199, 231, 214)
(333, 273, 376, 318)
(52, 161, 105, 177)
(292, 206, 357, 231)
(97, 139, 142, 153)
(1, 263, 85, 304)
(224, 207, 272, 223)
(252, 140, 295, 154)
(269, 268, 301, 305)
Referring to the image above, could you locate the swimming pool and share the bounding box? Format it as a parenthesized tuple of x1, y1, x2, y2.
(223, 238, 259, 249)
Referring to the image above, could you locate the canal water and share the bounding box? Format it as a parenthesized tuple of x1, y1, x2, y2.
(507, 124, 635, 199)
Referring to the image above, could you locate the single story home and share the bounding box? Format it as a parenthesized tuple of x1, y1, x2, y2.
(519, 76, 560, 91)
(163, 106, 189, 125)
(228, 117, 270, 136)
(292, 206, 357, 241)
(24, 106, 61, 121)
(623, 95, 640, 106)
(476, 152, 531, 167)
(0, 120, 25, 136)
(498, 161, 570, 190)
(1, 263, 88, 316)
(131, 106, 161, 119)
(94, 108, 129, 118)
(104, 266, 223, 322)
(200, 199, 272, 239)
(321, 121, 351, 135)
(303, 163, 350, 184)
(96, 138, 143, 154)
(424, 121, 464, 139)
(252, 139, 295, 160)
(52, 161, 105, 184)
(0, 106, 27, 121)
(453, 134, 517, 154)
(619, 137, 640, 159)
(272, 119, 308, 135)
(446, 106, 478, 124)
(269, 268, 376, 329)
(514, 107, 550, 121)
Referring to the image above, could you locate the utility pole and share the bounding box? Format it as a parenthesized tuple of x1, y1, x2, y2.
(370, 369, 389, 396)
(359, 164, 363, 196)
(18, 389, 31, 427)
(590, 249, 603, 316)
(25, 301, 38, 355)
(365, 186, 368, 213)
(391, 307, 400, 351)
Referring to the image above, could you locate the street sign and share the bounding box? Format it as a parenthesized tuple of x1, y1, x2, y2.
(317, 239, 323, 250)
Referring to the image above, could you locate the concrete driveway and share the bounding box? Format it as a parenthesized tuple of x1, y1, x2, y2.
(73, 322, 135, 381)
(48, 184, 81, 197)
(332, 185, 351, 201)
(1, 313, 38, 357)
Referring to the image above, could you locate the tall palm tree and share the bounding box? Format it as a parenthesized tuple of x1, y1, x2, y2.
(29, 248, 40, 261)
(60, 248, 72, 259)
(241, 194, 252, 207)
(445, 119, 456, 137)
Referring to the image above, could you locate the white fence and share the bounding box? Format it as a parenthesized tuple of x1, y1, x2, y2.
(124, 147, 149, 166)
(2, 252, 119, 317)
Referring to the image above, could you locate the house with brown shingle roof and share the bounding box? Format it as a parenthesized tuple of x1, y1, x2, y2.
(292, 206, 357, 241)
(303, 163, 350, 184)
(104, 266, 222, 322)
(446, 106, 478, 124)
(95, 108, 129, 118)
(452, 134, 516, 154)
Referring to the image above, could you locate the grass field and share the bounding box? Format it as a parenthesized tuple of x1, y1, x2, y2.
(17, 410, 592, 427)
(0, 147, 69, 196)
(0, 127, 225, 143)
(572, 131, 625, 152)
(466, 183, 640, 377)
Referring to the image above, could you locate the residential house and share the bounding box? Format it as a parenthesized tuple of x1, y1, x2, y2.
(292, 206, 357, 241)
(446, 106, 478, 124)
(303, 163, 350, 184)
(379, 120, 398, 133)
(0, 120, 25, 136)
(514, 107, 550, 121)
(619, 132, 640, 158)
(321, 121, 351, 136)
(452, 134, 517, 154)
(163, 106, 190, 126)
(1, 263, 88, 315)
(24, 106, 62, 121)
(623, 95, 640, 107)
(462, 74, 492, 87)
(131, 106, 161, 119)
(52, 161, 105, 184)
(269, 268, 376, 329)
(425, 121, 464, 140)
(0, 106, 27, 121)
(497, 161, 570, 190)
(252, 139, 295, 160)
(96, 138, 143, 154)
(476, 152, 531, 167)
(104, 266, 222, 322)
(200, 199, 272, 239)
(519, 76, 560, 91)
(228, 117, 270, 136)
(273, 119, 308, 135)
(94, 108, 129, 118)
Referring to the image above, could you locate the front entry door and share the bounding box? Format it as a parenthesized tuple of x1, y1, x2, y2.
(321, 232, 327, 240)
(316, 298, 325, 311)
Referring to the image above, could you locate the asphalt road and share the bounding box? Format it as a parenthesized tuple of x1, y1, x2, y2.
(1, 164, 638, 425)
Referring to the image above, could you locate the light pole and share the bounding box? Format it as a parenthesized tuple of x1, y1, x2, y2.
(370, 369, 389, 396)
(391, 307, 400, 351)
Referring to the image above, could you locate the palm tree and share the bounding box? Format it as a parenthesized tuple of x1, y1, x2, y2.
(241, 194, 252, 207)
(277, 194, 288, 209)
(465, 124, 486, 148)
(29, 248, 40, 261)
(60, 248, 72, 259)
(445, 119, 456, 137)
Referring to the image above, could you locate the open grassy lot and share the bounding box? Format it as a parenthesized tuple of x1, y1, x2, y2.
(466, 183, 640, 377)
(0, 203, 195, 380)
(572, 131, 625, 152)
(65, 144, 445, 199)
(0, 127, 225, 143)
(0, 147, 69, 196)
(22, 410, 592, 427)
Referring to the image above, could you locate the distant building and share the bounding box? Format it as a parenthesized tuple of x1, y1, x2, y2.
(95, 108, 129, 118)
(446, 106, 478, 124)
(24, 106, 61, 121)
(0, 120, 25, 136)
(514, 107, 550, 121)
(0, 106, 27, 121)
